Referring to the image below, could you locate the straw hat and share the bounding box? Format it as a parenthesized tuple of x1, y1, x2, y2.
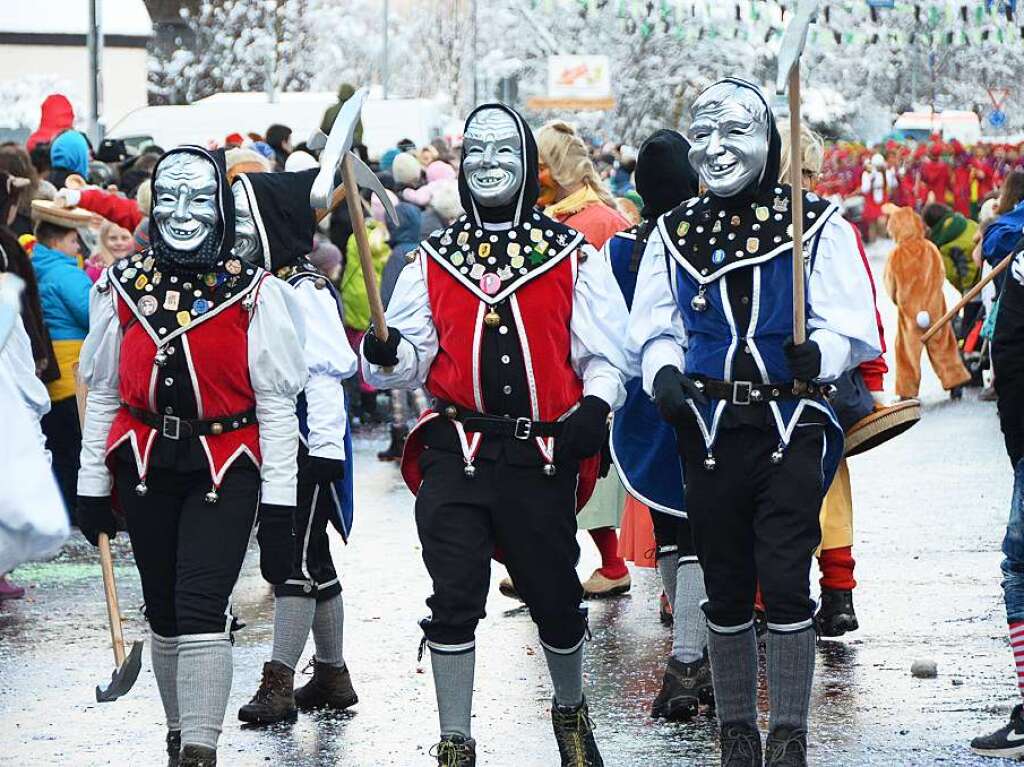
(844, 399, 921, 458)
(30, 198, 93, 227)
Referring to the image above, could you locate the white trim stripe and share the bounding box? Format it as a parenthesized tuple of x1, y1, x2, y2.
(707, 618, 755, 635)
(180, 334, 204, 419)
(426, 640, 476, 654)
(471, 301, 485, 411)
(539, 636, 585, 655)
(509, 294, 540, 420)
(766, 619, 814, 633)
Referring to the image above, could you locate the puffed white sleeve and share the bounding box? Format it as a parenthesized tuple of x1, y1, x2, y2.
(293, 279, 356, 461)
(626, 230, 687, 396)
(360, 257, 437, 390)
(807, 215, 883, 381)
(77, 271, 123, 497)
(248, 277, 308, 506)
(2, 315, 51, 455)
(571, 244, 629, 411)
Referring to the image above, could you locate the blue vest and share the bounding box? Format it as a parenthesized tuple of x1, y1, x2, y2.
(606, 229, 686, 516)
(288, 270, 355, 540)
(658, 205, 845, 487)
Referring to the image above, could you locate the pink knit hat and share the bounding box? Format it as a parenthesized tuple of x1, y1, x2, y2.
(425, 160, 457, 184)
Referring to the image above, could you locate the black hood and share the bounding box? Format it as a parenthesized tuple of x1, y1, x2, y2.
(458, 103, 539, 226)
(233, 168, 318, 272)
(697, 77, 781, 211)
(150, 146, 235, 271)
(635, 129, 699, 220)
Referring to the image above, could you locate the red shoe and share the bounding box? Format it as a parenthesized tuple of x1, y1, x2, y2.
(0, 576, 26, 600)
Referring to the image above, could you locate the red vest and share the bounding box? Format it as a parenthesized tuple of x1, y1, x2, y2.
(400, 249, 599, 509)
(105, 276, 267, 488)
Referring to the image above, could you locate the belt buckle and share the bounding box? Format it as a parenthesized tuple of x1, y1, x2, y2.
(513, 417, 532, 440)
(162, 414, 181, 440)
(732, 381, 753, 406)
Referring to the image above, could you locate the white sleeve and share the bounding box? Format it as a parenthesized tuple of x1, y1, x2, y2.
(77, 272, 122, 497)
(293, 279, 355, 461)
(626, 230, 687, 396)
(2, 315, 51, 455)
(807, 216, 883, 381)
(860, 170, 871, 195)
(361, 257, 437, 390)
(570, 244, 629, 410)
(248, 277, 308, 506)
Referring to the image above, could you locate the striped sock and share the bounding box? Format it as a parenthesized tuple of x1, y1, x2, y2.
(1011, 621, 1024, 696)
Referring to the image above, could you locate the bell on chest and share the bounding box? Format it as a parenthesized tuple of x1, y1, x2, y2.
(154, 351, 168, 367)
(484, 310, 501, 328)
(690, 292, 708, 312)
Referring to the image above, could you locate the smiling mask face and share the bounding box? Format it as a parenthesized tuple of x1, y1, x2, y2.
(231, 182, 261, 265)
(462, 108, 523, 208)
(687, 82, 769, 198)
(152, 153, 219, 252)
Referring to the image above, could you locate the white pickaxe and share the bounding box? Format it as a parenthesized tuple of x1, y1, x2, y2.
(776, 0, 820, 381)
(309, 86, 398, 342)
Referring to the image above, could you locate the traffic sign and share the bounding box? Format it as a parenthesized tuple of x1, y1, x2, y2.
(989, 109, 1007, 128)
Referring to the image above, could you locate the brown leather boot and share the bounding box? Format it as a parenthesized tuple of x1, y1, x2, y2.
(293, 658, 358, 711)
(237, 660, 297, 724)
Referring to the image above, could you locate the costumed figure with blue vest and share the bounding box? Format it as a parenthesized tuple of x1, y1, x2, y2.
(604, 129, 713, 722)
(76, 147, 307, 767)
(229, 169, 360, 727)
(361, 104, 629, 767)
(627, 79, 880, 767)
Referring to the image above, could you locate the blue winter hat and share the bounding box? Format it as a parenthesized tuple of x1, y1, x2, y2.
(250, 141, 275, 161)
(50, 130, 89, 177)
(379, 148, 400, 171)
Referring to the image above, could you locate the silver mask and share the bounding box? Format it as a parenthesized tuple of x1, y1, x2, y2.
(231, 182, 262, 265)
(152, 153, 219, 251)
(462, 108, 523, 208)
(687, 82, 770, 198)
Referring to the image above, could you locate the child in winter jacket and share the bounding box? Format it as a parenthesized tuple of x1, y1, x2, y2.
(883, 205, 971, 399)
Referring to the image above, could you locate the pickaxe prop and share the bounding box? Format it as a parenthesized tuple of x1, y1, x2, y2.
(921, 247, 1020, 344)
(72, 371, 144, 702)
(310, 87, 398, 342)
(776, 0, 820, 386)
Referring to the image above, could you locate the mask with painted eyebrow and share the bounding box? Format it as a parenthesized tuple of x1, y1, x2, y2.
(152, 153, 219, 252)
(687, 83, 769, 198)
(462, 108, 524, 208)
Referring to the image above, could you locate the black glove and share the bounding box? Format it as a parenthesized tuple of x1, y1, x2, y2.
(256, 503, 295, 585)
(652, 366, 706, 425)
(362, 326, 402, 367)
(784, 337, 822, 381)
(557, 396, 611, 462)
(76, 495, 117, 547)
(307, 455, 346, 484)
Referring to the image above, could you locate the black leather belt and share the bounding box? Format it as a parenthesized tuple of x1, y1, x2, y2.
(437, 402, 563, 440)
(124, 405, 257, 440)
(695, 378, 832, 405)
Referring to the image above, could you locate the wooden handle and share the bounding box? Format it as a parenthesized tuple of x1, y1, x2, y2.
(99, 532, 126, 666)
(921, 250, 1016, 343)
(342, 154, 389, 342)
(314, 183, 348, 224)
(788, 67, 806, 347)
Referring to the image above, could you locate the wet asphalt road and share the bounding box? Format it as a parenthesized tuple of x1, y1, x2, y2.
(0, 241, 1020, 766)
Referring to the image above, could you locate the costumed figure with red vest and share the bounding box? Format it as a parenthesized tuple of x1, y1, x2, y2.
(859, 153, 896, 242)
(628, 79, 881, 766)
(603, 129, 713, 721)
(920, 142, 952, 206)
(75, 146, 306, 767)
(228, 169, 360, 726)
(361, 104, 628, 767)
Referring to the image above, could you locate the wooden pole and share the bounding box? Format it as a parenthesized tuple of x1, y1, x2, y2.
(921, 250, 1017, 344)
(314, 183, 347, 224)
(341, 154, 389, 342)
(788, 67, 806, 346)
(98, 533, 126, 666)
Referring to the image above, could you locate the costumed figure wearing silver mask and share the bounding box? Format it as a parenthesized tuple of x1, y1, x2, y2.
(627, 79, 881, 766)
(361, 104, 631, 767)
(75, 146, 306, 766)
(229, 169, 361, 724)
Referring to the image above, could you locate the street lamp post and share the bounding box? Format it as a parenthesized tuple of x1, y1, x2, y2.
(87, 0, 104, 143)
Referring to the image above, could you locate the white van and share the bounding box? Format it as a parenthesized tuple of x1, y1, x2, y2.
(893, 110, 982, 145)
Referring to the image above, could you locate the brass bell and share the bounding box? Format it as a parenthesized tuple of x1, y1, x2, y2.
(703, 454, 717, 472)
(210, 422, 224, 435)
(690, 291, 708, 312)
(445, 405, 458, 419)
(484, 310, 501, 328)
(463, 463, 476, 479)
(204, 488, 220, 504)
(135, 481, 148, 497)
(543, 463, 557, 477)
(770, 447, 784, 465)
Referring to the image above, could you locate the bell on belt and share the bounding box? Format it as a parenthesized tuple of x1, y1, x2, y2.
(204, 488, 220, 504)
(484, 310, 501, 328)
(543, 463, 557, 477)
(463, 463, 477, 479)
(770, 446, 785, 465)
(690, 287, 708, 312)
(135, 480, 148, 497)
(703, 454, 717, 471)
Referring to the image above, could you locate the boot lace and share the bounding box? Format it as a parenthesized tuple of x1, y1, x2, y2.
(552, 705, 598, 766)
(721, 726, 760, 766)
(765, 729, 807, 766)
(429, 738, 473, 766)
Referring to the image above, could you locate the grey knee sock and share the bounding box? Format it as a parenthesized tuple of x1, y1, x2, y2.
(151, 632, 180, 730)
(543, 642, 584, 708)
(672, 560, 708, 664)
(430, 649, 475, 739)
(312, 594, 346, 668)
(707, 625, 758, 729)
(177, 638, 232, 750)
(656, 552, 679, 611)
(767, 627, 816, 732)
(271, 595, 316, 670)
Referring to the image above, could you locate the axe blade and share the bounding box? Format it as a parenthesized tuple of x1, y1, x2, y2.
(310, 86, 369, 209)
(95, 640, 144, 703)
(775, 0, 820, 94)
(349, 152, 399, 226)
(307, 129, 328, 153)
